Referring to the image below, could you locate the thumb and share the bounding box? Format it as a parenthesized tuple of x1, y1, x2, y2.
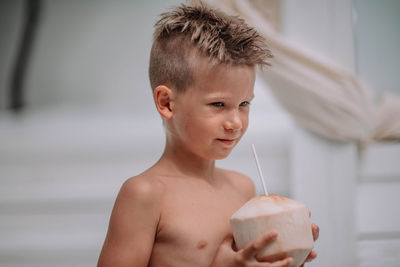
(221, 234, 235, 249)
(222, 234, 234, 244)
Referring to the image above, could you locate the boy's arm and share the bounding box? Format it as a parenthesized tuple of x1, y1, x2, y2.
(97, 177, 163, 267)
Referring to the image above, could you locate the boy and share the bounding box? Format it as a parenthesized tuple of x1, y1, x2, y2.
(98, 3, 318, 267)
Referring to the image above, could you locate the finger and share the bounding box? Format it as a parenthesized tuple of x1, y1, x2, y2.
(221, 235, 235, 249)
(300, 251, 318, 267)
(312, 223, 319, 241)
(305, 250, 318, 262)
(241, 231, 278, 260)
(216, 234, 234, 253)
(269, 257, 293, 267)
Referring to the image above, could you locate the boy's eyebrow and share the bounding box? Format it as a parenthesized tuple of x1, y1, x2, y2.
(205, 93, 255, 100)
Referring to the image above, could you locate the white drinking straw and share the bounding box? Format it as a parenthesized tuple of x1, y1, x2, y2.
(251, 144, 269, 196)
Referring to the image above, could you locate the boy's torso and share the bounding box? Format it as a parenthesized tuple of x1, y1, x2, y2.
(146, 168, 253, 267)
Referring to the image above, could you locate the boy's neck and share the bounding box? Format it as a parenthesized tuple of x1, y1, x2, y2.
(156, 140, 216, 181)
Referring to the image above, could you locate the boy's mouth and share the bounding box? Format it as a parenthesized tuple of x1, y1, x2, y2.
(217, 138, 236, 146)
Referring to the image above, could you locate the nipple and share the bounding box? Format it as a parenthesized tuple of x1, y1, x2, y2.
(197, 240, 208, 250)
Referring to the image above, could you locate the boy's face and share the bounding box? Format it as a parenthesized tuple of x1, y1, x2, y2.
(168, 62, 255, 160)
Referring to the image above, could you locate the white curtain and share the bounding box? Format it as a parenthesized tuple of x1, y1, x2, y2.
(205, 0, 400, 144)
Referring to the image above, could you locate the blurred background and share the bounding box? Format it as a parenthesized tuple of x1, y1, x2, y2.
(0, 0, 399, 266)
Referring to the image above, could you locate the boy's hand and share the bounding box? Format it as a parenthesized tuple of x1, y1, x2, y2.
(300, 215, 319, 267)
(211, 231, 293, 267)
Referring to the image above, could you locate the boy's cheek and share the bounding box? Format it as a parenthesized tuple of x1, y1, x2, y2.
(242, 119, 249, 132)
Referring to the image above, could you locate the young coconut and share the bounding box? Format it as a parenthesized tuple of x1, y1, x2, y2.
(230, 194, 314, 267)
(233, 145, 314, 267)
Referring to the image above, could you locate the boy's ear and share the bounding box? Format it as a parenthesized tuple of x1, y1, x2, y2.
(154, 85, 175, 119)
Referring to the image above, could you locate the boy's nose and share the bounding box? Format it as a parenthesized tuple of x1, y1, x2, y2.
(223, 111, 242, 132)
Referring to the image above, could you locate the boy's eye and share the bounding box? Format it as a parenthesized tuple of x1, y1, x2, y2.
(210, 102, 224, 107)
(240, 101, 250, 107)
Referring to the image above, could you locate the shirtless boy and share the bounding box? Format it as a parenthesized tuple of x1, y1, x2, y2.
(98, 3, 318, 267)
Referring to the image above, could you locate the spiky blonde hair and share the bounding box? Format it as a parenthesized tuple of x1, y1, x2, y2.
(149, 2, 272, 92)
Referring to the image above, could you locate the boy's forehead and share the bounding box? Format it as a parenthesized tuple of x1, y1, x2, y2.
(188, 60, 255, 96)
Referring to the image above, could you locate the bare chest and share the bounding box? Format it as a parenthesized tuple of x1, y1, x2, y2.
(149, 183, 248, 266)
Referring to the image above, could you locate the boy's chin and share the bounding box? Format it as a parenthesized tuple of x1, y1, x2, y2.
(211, 150, 234, 160)
(213, 155, 230, 160)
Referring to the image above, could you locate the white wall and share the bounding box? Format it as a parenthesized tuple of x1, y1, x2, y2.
(282, 0, 355, 70)
(0, 0, 181, 111)
(282, 1, 400, 266)
(281, 1, 358, 266)
(354, 0, 400, 96)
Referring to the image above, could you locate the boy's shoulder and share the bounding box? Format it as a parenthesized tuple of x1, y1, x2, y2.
(215, 168, 256, 199)
(118, 173, 166, 207)
(118, 168, 255, 202)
